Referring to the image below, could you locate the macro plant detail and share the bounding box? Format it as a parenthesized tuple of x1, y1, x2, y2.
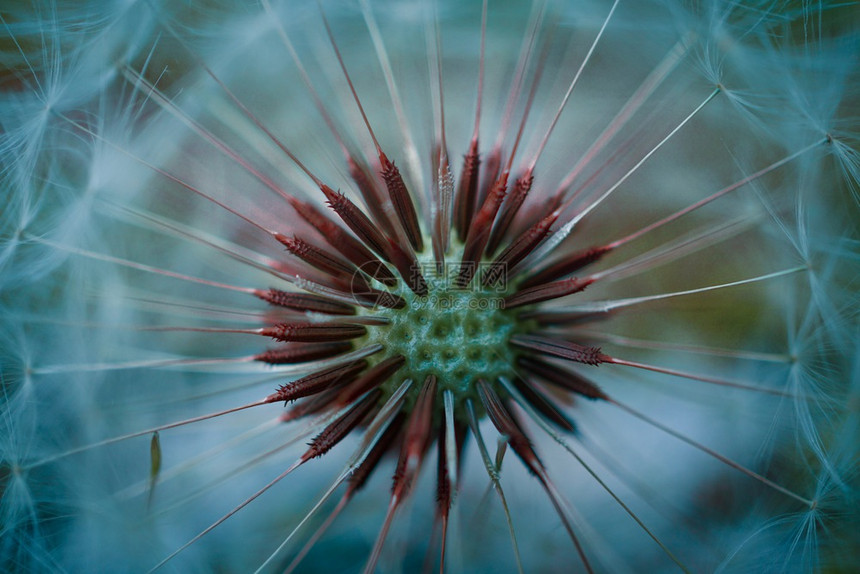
(1, 0, 859, 573)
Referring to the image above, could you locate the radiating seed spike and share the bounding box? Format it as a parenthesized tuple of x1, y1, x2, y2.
(433, 151, 454, 267)
(511, 189, 565, 243)
(283, 495, 351, 574)
(476, 380, 543, 475)
(517, 356, 608, 400)
(275, 234, 357, 279)
(336, 355, 406, 406)
(455, 138, 481, 242)
(503, 277, 593, 308)
(255, 289, 357, 315)
(268, 360, 368, 403)
(348, 413, 406, 494)
(465, 398, 524, 574)
(288, 197, 369, 259)
(321, 185, 393, 261)
(482, 209, 559, 286)
(435, 420, 452, 574)
(391, 375, 437, 495)
(479, 378, 595, 571)
(254, 342, 353, 365)
(436, 418, 451, 508)
(262, 322, 367, 343)
(380, 152, 424, 252)
(283, 417, 405, 573)
(364, 376, 436, 574)
(288, 196, 397, 286)
(478, 146, 503, 210)
(457, 173, 509, 287)
(511, 335, 609, 367)
(487, 169, 534, 256)
(348, 156, 398, 237)
(522, 245, 613, 288)
(303, 389, 381, 460)
(511, 377, 576, 433)
(386, 237, 428, 296)
(282, 388, 342, 422)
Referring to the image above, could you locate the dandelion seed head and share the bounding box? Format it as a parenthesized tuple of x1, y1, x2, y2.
(2, 0, 859, 572)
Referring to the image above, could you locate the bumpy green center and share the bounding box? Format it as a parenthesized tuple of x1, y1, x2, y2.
(358, 246, 527, 410)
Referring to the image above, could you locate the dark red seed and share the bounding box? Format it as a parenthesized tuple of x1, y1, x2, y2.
(517, 355, 608, 400)
(282, 387, 342, 422)
(275, 234, 356, 279)
(288, 196, 397, 286)
(455, 138, 481, 242)
(385, 237, 428, 296)
(436, 420, 451, 509)
(255, 288, 356, 315)
(477, 147, 502, 211)
(391, 375, 437, 496)
(321, 185, 393, 261)
(262, 322, 366, 343)
(348, 156, 397, 237)
(254, 342, 353, 365)
(511, 189, 564, 242)
(476, 379, 543, 475)
(268, 359, 368, 403)
(511, 376, 576, 432)
(482, 209, 559, 287)
(336, 355, 406, 406)
(379, 152, 424, 253)
(503, 277, 593, 309)
(486, 169, 534, 256)
(303, 388, 381, 460)
(348, 413, 406, 494)
(457, 172, 508, 288)
(522, 245, 612, 289)
(510, 334, 609, 366)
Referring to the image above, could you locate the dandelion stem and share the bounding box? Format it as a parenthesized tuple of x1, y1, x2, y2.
(254, 379, 413, 573)
(465, 400, 524, 574)
(554, 40, 689, 195)
(121, 67, 298, 202)
(607, 138, 829, 250)
(527, 0, 620, 171)
(147, 457, 307, 572)
(153, 421, 324, 519)
(25, 399, 273, 470)
(501, 377, 693, 573)
(115, 418, 281, 501)
(571, 330, 792, 363)
(577, 266, 807, 312)
(359, 0, 425, 199)
(491, 0, 546, 163)
(27, 235, 255, 294)
(537, 87, 722, 261)
(591, 215, 757, 283)
(610, 399, 815, 508)
(283, 495, 350, 574)
(606, 357, 802, 397)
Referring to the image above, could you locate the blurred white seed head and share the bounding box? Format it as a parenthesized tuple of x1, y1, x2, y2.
(1, 1, 859, 573)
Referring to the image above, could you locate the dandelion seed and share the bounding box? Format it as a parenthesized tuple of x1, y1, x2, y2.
(1, 1, 859, 573)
